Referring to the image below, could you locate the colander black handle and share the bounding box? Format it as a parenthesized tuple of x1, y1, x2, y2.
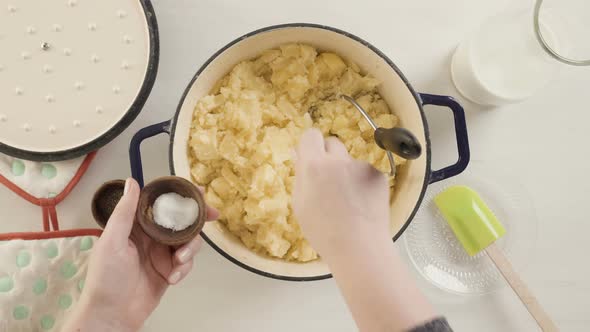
(129, 120, 171, 188)
(419, 93, 470, 184)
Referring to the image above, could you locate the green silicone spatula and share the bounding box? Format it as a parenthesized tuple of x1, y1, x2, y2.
(435, 185, 559, 332)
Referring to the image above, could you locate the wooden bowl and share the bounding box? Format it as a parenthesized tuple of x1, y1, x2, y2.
(91, 179, 126, 229)
(136, 176, 206, 246)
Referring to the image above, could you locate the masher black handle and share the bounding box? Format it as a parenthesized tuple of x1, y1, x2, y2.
(374, 127, 422, 160)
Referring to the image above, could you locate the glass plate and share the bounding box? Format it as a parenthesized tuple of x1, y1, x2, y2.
(403, 162, 538, 295)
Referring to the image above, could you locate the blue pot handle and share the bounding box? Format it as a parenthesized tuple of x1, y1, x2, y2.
(419, 93, 470, 184)
(129, 120, 171, 188)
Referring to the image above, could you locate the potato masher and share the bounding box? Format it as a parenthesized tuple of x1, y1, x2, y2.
(341, 95, 422, 176)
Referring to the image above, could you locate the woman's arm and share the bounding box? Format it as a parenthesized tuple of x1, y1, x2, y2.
(328, 235, 438, 331)
(62, 179, 219, 332)
(292, 129, 447, 332)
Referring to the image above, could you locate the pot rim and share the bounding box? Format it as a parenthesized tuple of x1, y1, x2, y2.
(168, 23, 432, 281)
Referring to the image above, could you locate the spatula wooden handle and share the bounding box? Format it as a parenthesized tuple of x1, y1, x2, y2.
(485, 243, 559, 332)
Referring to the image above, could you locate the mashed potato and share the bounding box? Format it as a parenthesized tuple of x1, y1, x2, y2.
(189, 44, 405, 262)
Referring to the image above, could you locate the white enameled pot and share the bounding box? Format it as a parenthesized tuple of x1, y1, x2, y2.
(130, 23, 470, 281)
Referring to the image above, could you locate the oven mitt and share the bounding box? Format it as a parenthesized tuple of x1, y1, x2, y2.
(0, 154, 87, 199)
(0, 233, 99, 331)
(0, 153, 101, 330)
(0, 152, 96, 231)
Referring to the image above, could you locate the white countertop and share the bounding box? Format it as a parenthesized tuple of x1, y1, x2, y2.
(1, 0, 589, 331)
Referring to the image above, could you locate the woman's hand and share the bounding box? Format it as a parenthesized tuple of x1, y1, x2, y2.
(292, 129, 438, 332)
(292, 128, 391, 261)
(62, 178, 219, 332)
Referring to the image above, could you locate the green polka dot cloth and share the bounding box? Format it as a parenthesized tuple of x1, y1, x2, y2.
(0, 153, 96, 233)
(0, 154, 86, 199)
(0, 236, 97, 331)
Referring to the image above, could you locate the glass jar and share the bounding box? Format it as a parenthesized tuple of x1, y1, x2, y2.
(451, 0, 590, 106)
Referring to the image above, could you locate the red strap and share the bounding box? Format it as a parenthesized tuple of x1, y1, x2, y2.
(0, 228, 102, 241)
(49, 205, 59, 231)
(0, 151, 97, 231)
(40, 206, 59, 231)
(54, 151, 97, 204)
(42, 206, 50, 232)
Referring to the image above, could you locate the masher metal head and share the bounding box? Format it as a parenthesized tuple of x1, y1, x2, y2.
(341, 95, 422, 177)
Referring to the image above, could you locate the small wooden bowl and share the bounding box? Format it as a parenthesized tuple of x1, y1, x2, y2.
(91, 179, 126, 229)
(136, 176, 206, 246)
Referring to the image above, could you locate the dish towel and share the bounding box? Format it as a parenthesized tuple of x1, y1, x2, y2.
(0, 152, 102, 331)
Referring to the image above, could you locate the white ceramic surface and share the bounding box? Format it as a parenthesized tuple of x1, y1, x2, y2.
(171, 25, 429, 279)
(1, 0, 588, 331)
(0, 0, 150, 152)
